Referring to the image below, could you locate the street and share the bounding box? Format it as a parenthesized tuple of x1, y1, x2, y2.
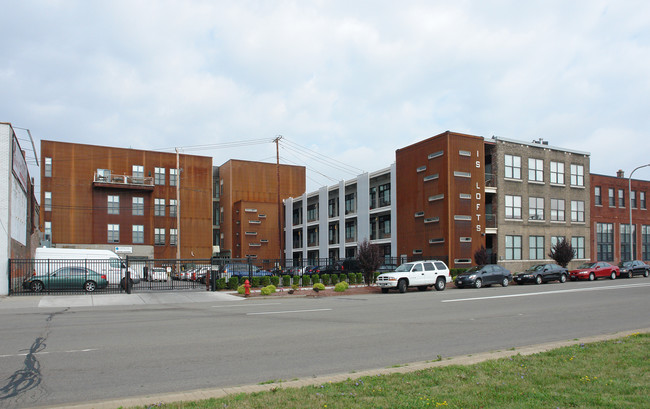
(1, 279, 649, 408)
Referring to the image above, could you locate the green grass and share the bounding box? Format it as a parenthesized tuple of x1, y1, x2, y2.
(134, 333, 649, 409)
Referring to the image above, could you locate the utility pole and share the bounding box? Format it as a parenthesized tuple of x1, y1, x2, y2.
(176, 148, 181, 261)
(274, 135, 283, 262)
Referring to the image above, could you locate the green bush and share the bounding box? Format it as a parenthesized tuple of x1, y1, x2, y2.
(339, 273, 347, 283)
(334, 282, 347, 292)
(321, 273, 330, 285)
(228, 276, 240, 290)
(312, 274, 319, 284)
(267, 284, 276, 292)
(341, 280, 349, 289)
(260, 284, 277, 296)
(216, 278, 226, 290)
(347, 273, 355, 284)
(331, 274, 339, 284)
(356, 272, 364, 284)
(313, 282, 325, 291)
(251, 276, 261, 288)
(237, 284, 245, 294)
(292, 276, 301, 287)
(261, 276, 271, 287)
(282, 275, 291, 287)
(302, 275, 311, 286)
(270, 276, 280, 286)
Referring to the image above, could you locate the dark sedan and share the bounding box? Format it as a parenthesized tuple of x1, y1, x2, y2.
(514, 263, 568, 285)
(617, 260, 650, 278)
(455, 264, 512, 288)
(23, 266, 108, 292)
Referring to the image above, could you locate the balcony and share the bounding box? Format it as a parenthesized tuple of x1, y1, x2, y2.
(93, 173, 154, 191)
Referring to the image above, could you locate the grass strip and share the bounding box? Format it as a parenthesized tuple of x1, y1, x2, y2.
(134, 332, 648, 409)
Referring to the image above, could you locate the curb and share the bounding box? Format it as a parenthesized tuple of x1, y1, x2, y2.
(41, 327, 650, 409)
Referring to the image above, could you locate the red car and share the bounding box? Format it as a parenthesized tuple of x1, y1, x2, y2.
(569, 262, 619, 281)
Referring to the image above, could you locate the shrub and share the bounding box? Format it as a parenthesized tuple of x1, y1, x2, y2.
(251, 276, 261, 288)
(237, 284, 245, 294)
(373, 272, 380, 283)
(216, 278, 226, 290)
(331, 274, 339, 284)
(302, 275, 311, 286)
(282, 275, 291, 287)
(356, 272, 363, 284)
(341, 280, 349, 289)
(321, 273, 330, 285)
(347, 273, 355, 284)
(228, 276, 239, 290)
(339, 273, 348, 283)
(312, 274, 320, 284)
(270, 276, 280, 286)
(334, 282, 347, 292)
(313, 282, 325, 291)
(260, 286, 271, 296)
(261, 276, 271, 287)
(267, 284, 276, 293)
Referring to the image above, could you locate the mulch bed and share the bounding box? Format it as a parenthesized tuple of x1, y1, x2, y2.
(236, 285, 383, 298)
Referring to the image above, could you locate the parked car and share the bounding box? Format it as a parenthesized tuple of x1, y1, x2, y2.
(455, 264, 512, 288)
(569, 262, 619, 281)
(617, 260, 650, 278)
(222, 263, 271, 279)
(514, 263, 568, 285)
(23, 266, 108, 292)
(149, 267, 168, 281)
(376, 260, 451, 293)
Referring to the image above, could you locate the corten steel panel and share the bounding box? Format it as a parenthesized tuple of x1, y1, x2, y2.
(231, 201, 281, 260)
(591, 173, 650, 262)
(396, 131, 485, 267)
(40, 141, 213, 259)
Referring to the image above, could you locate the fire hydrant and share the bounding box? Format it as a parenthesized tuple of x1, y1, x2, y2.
(244, 279, 251, 297)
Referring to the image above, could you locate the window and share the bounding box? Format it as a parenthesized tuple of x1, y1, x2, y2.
(504, 154, 521, 179)
(307, 203, 318, 222)
(155, 198, 165, 216)
(454, 171, 471, 178)
(328, 198, 338, 217)
(529, 197, 544, 220)
(505, 235, 522, 260)
(528, 158, 543, 182)
(416, 165, 427, 173)
(345, 193, 356, 214)
(132, 197, 144, 216)
(570, 164, 584, 186)
(620, 225, 636, 261)
(132, 225, 144, 244)
(571, 236, 585, 259)
(551, 199, 565, 221)
(108, 224, 120, 243)
(44, 157, 52, 177)
(107, 195, 120, 215)
(459, 150, 471, 157)
(155, 228, 165, 245)
(505, 195, 522, 219)
(631, 191, 637, 208)
(551, 236, 565, 248)
(550, 161, 564, 184)
(44, 221, 52, 240)
(293, 208, 302, 225)
(428, 150, 443, 159)
(345, 220, 356, 242)
(328, 224, 338, 245)
(596, 223, 614, 261)
(641, 191, 646, 209)
(618, 189, 625, 207)
(169, 168, 178, 186)
(529, 236, 544, 260)
(44, 192, 52, 211)
(132, 165, 144, 178)
(423, 174, 439, 182)
(594, 186, 602, 206)
(170, 228, 177, 246)
(155, 167, 165, 185)
(608, 188, 615, 207)
(378, 183, 390, 207)
(169, 199, 177, 217)
(642, 225, 650, 260)
(571, 200, 585, 222)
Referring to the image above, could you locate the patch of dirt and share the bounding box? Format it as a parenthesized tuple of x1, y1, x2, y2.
(236, 285, 383, 298)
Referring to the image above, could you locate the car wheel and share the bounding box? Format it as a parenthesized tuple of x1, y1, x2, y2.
(535, 275, 543, 285)
(644, 269, 649, 278)
(628, 271, 633, 278)
(501, 277, 509, 287)
(381, 288, 389, 294)
(398, 279, 408, 293)
(559, 274, 567, 283)
(435, 277, 446, 291)
(417, 286, 428, 291)
(589, 273, 595, 281)
(31, 281, 44, 293)
(84, 281, 97, 292)
(474, 279, 482, 289)
(610, 271, 616, 280)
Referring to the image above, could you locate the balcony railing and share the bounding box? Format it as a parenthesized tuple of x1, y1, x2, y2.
(94, 173, 154, 188)
(485, 213, 496, 228)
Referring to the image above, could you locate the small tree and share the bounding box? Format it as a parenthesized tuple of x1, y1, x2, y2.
(358, 239, 382, 286)
(474, 245, 489, 265)
(549, 238, 575, 268)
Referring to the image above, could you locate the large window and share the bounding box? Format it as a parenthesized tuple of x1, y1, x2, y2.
(44, 221, 52, 240)
(529, 236, 544, 260)
(594, 186, 602, 206)
(529, 197, 544, 220)
(132, 225, 144, 244)
(528, 158, 543, 182)
(505, 155, 521, 179)
(641, 192, 647, 209)
(551, 199, 565, 221)
(571, 236, 585, 259)
(596, 223, 614, 261)
(631, 191, 637, 208)
(154, 167, 165, 185)
(570, 164, 584, 186)
(154, 228, 165, 245)
(107, 195, 120, 215)
(550, 161, 564, 184)
(618, 189, 625, 207)
(620, 224, 636, 261)
(44, 192, 52, 211)
(378, 183, 391, 207)
(169, 168, 178, 186)
(345, 193, 356, 214)
(44, 157, 52, 177)
(307, 203, 318, 222)
(328, 198, 338, 218)
(170, 228, 177, 246)
(345, 220, 357, 242)
(132, 165, 144, 178)
(571, 200, 585, 222)
(505, 195, 522, 219)
(132, 197, 144, 216)
(169, 199, 177, 218)
(108, 224, 120, 243)
(608, 188, 615, 207)
(155, 198, 165, 216)
(505, 235, 522, 260)
(643, 225, 650, 260)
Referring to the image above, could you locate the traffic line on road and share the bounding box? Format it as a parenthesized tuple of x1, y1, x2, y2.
(212, 303, 281, 308)
(246, 308, 332, 315)
(0, 348, 98, 359)
(442, 282, 650, 303)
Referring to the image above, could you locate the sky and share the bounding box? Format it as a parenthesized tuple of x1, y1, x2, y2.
(3, 0, 650, 196)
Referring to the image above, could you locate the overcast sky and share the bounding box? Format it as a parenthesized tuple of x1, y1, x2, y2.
(3, 0, 650, 195)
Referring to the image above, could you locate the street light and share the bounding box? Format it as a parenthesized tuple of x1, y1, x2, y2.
(628, 164, 650, 261)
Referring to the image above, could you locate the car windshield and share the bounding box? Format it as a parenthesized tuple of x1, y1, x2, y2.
(618, 261, 633, 267)
(464, 266, 482, 273)
(528, 264, 545, 271)
(395, 263, 413, 272)
(578, 262, 596, 269)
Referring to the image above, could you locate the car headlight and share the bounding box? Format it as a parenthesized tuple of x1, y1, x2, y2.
(388, 277, 397, 281)
(469, 274, 477, 279)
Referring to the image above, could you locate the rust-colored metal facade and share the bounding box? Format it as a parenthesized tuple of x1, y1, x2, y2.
(395, 131, 486, 268)
(218, 159, 305, 260)
(40, 141, 213, 259)
(591, 172, 650, 262)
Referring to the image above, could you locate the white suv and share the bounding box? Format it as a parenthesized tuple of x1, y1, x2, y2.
(376, 260, 451, 293)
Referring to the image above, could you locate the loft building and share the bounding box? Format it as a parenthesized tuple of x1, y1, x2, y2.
(40, 141, 213, 260)
(591, 171, 650, 262)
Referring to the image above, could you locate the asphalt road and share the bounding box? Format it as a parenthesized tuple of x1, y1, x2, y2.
(1, 279, 649, 408)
